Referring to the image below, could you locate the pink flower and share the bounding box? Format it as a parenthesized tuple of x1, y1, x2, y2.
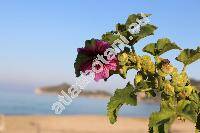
(94, 58, 117, 81)
(74, 39, 117, 81)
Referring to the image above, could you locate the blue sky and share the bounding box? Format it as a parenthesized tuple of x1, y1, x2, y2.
(0, 0, 200, 91)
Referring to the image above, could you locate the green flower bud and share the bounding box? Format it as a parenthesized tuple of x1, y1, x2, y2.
(184, 85, 194, 96)
(158, 69, 167, 77)
(128, 52, 137, 63)
(118, 53, 129, 65)
(161, 64, 174, 74)
(172, 72, 188, 87)
(177, 85, 193, 98)
(156, 58, 177, 77)
(164, 83, 175, 96)
(141, 55, 155, 73)
(136, 56, 142, 69)
(178, 91, 186, 99)
(134, 74, 143, 85)
(174, 86, 183, 92)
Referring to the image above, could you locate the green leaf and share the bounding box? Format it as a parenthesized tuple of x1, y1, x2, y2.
(107, 83, 137, 124)
(176, 46, 200, 66)
(177, 100, 197, 123)
(85, 39, 96, 48)
(120, 24, 157, 46)
(189, 91, 199, 104)
(149, 99, 176, 133)
(102, 13, 157, 46)
(125, 14, 157, 46)
(102, 31, 120, 45)
(143, 38, 181, 56)
(143, 43, 156, 55)
(116, 23, 126, 32)
(125, 13, 151, 26)
(177, 100, 191, 113)
(149, 110, 176, 133)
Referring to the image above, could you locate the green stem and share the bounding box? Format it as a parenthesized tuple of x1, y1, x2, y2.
(182, 65, 187, 72)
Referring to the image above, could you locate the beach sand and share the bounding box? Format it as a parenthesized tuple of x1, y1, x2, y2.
(2, 115, 195, 133)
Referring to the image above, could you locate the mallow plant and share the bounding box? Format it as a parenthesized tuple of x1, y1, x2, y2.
(74, 13, 200, 133)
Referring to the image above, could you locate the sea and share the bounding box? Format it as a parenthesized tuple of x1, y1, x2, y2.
(0, 88, 159, 117)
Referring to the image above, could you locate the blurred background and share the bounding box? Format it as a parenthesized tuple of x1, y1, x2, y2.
(0, 0, 200, 133)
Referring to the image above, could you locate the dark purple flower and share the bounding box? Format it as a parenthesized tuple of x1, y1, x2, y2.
(74, 39, 117, 81)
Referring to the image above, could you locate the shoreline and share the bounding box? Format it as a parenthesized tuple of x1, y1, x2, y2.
(1, 115, 195, 133)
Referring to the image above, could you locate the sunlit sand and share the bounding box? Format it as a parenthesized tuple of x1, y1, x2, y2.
(2, 115, 195, 133)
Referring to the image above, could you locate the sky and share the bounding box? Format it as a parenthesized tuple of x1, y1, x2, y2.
(0, 0, 200, 92)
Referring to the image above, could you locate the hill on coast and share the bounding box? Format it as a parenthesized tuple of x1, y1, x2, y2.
(35, 83, 111, 98)
(35, 79, 200, 99)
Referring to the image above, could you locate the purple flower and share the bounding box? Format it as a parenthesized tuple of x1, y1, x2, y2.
(74, 39, 117, 81)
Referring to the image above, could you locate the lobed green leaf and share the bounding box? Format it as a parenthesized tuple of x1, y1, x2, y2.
(107, 82, 137, 124)
(176, 46, 200, 66)
(149, 110, 176, 133)
(102, 13, 157, 46)
(177, 100, 197, 123)
(143, 38, 181, 56)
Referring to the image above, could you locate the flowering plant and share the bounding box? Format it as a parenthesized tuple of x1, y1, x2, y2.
(74, 13, 200, 133)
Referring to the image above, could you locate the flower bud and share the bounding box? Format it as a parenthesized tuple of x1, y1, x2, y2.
(141, 55, 155, 73)
(172, 72, 188, 87)
(164, 83, 175, 95)
(118, 53, 129, 65)
(161, 64, 174, 74)
(184, 85, 194, 96)
(134, 74, 143, 85)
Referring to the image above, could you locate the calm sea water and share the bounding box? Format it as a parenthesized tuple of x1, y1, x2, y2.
(0, 89, 159, 117)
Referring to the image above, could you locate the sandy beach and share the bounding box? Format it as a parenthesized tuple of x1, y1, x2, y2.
(0, 115, 195, 133)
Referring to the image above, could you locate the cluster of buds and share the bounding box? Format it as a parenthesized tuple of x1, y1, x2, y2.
(172, 71, 188, 87)
(140, 55, 155, 74)
(163, 82, 175, 96)
(156, 57, 177, 77)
